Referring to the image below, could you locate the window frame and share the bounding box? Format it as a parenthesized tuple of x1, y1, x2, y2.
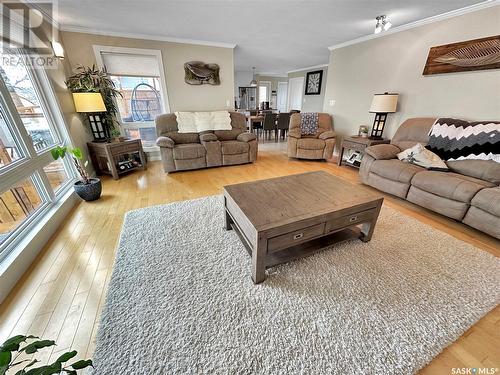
(0, 52, 77, 260)
(93, 45, 170, 131)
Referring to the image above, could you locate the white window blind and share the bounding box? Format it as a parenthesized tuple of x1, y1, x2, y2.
(100, 53, 161, 77)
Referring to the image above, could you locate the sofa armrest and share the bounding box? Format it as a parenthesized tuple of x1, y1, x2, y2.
(319, 131, 336, 140)
(288, 129, 301, 139)
(156, 136, 174, 148)
(200, 133, 218, 142)
(365, 144, 401, 160)
(236, 132, 256, 142)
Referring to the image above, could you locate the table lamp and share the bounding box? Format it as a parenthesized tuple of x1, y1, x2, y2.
(369, 93, 398, 139)
(73, 92, 109, 142)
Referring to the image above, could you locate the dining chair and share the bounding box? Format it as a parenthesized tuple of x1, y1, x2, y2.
(290, 109, 301, 114)
(263, 113, 278, 142)
(249, 109, 258, 116)
(277, 112, 291, 140)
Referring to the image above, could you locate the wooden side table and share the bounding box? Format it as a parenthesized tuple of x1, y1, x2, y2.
(338, 135, 390, 168)
(87, 139, 147, 180)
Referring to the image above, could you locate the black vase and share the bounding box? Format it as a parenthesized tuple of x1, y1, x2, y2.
(74, 178, 102, 201)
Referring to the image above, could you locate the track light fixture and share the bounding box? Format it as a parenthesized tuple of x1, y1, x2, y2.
(374, 15, 392, 34)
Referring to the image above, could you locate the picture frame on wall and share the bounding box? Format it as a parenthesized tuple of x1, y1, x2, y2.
(304, 70, 323, 95)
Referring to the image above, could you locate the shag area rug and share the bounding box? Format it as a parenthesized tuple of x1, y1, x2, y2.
(93, 196, 500, 374)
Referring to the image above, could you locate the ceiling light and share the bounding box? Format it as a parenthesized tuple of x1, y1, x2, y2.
(249, 67, 257, 86)
(374, 15, 391, 34)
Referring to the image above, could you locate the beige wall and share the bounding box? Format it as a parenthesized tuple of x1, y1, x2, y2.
(256, 75, 288, 106)
(288, 67, 328, 112)
(60, 31, 235, 112)
(323, 6, 500, 150)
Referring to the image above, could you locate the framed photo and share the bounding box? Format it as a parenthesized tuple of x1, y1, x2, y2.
(304, 70, 323, 95)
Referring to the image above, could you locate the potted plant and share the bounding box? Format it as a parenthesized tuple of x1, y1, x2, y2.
(110, 128, 126, 143)
(359, 125, 369, 138)
(51, 146, 102, 201)
(0, 334, 92, 374)
(65, 65, 122, 133)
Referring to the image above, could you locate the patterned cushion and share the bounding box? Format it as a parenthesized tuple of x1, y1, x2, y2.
(300, 113, 319, 135)
(426, 118, 500, 162)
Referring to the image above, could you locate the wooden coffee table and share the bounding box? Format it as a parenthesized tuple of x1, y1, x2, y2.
(223, 171, 383, 283)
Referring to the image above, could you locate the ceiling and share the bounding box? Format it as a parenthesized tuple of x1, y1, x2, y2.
(54, 0, 487, 75)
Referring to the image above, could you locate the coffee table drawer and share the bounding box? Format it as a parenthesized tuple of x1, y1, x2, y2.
(268, 223, 325, 253)
(325, 209, 375, 233)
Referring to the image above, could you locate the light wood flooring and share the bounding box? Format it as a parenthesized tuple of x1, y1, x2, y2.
(0, 141, 498, 373)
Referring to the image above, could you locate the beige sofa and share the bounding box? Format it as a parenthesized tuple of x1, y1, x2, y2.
(287, 113, 336, 160)
(155, 112, 257, 172)
(360, 117, 500, 239)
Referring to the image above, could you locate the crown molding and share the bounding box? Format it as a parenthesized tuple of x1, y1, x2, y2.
(287, 64, 328, 74)
(256, 73, 288, 78)
(59, 24, 237, 49)
(328, 0, 499, 51)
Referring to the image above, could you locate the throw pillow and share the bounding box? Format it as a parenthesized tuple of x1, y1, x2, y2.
(397, 143, 448, 171)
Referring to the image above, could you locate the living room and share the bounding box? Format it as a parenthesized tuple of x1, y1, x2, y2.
(0, 1, 499, 374)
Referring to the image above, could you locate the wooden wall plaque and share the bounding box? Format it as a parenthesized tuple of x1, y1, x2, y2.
(423, 35, 500, 75)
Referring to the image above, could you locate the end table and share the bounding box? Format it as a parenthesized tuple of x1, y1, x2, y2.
(338, 135, 390, 168)
(87, 139, 147, 180)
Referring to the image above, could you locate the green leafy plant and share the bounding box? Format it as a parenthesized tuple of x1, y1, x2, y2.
(110, 128, 121, 138)
(0, 335, 92, 375)
(65, 65, 122, 129)
(51, 146, 90, 185)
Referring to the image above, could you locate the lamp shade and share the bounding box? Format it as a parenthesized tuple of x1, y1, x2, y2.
(369, 93, 398, 113)
(72, 93, 106, 113)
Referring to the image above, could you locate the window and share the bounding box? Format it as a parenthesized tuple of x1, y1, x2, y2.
(0, 176, 43, 246)
(0, 55, 75, 259)
(94, 46, 170, 151)
(1, 58, 58, 151)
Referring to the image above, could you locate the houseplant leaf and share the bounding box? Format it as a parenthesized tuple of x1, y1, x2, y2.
(55, 351, 77, 363)
(1, 335, 37, 352)
(0, 351, 11, 375)
(20, 340, 55, 354)
(69, 359, 93, 370)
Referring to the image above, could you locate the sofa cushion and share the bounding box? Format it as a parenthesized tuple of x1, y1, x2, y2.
(470, 187, 500, 217)
(237, 132, 256, 142)
(173, 143, 206, 160)
(397, 143, 448, 170)
(446, 160, 500, 185)
(365, 144, 401, 160)
(164, 131, 199, 144)
(221, 140, 249, 155)
(411, 171, 494, 203)
(297, 138, 325, 150)
(215, 129, 244, 141)
(370, 159, 424, 184)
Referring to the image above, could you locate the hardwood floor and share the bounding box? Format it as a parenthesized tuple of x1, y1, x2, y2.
(0, 141, 498, 373)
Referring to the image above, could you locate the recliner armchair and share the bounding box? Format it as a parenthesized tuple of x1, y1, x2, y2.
(287, 113, 335, 160)
(155, 111, 258, 172)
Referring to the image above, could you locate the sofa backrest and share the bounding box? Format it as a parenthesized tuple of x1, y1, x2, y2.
(155, 111, 246, 144)
(391, 117, 437, 150)
(289, 113, 333, 138)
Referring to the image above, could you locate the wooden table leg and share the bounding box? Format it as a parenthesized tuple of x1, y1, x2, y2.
(337, 146, 345, 166)
(252, 235, 267, 284)
(360, 200, 382, 242)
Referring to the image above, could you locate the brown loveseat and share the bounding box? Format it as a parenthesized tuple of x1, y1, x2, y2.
(287, 113, 336, 160)
(155, 112, 257, 172)
(360, 117, 500, 239)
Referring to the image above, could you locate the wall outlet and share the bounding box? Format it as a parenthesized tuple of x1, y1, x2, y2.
(329, 100, 336, 106)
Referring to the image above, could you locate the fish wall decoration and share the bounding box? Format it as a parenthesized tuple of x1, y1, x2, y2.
(423, 35, 500, 75)
(184, 61, 220, 85)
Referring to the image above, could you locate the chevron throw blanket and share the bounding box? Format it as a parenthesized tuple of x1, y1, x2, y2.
(300, 113, 319, 135)
(426, 118, 500, 162)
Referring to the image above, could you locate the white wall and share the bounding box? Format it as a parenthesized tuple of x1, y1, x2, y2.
(323, 6, 500, 148)
(288, 66, 328, 112)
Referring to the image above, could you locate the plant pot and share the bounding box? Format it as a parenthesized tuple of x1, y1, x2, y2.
(74, 178, 102, 201)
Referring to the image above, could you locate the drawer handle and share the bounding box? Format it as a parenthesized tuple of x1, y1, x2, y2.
(349, 216, 358, 222)
(293, 233, 304, 240)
